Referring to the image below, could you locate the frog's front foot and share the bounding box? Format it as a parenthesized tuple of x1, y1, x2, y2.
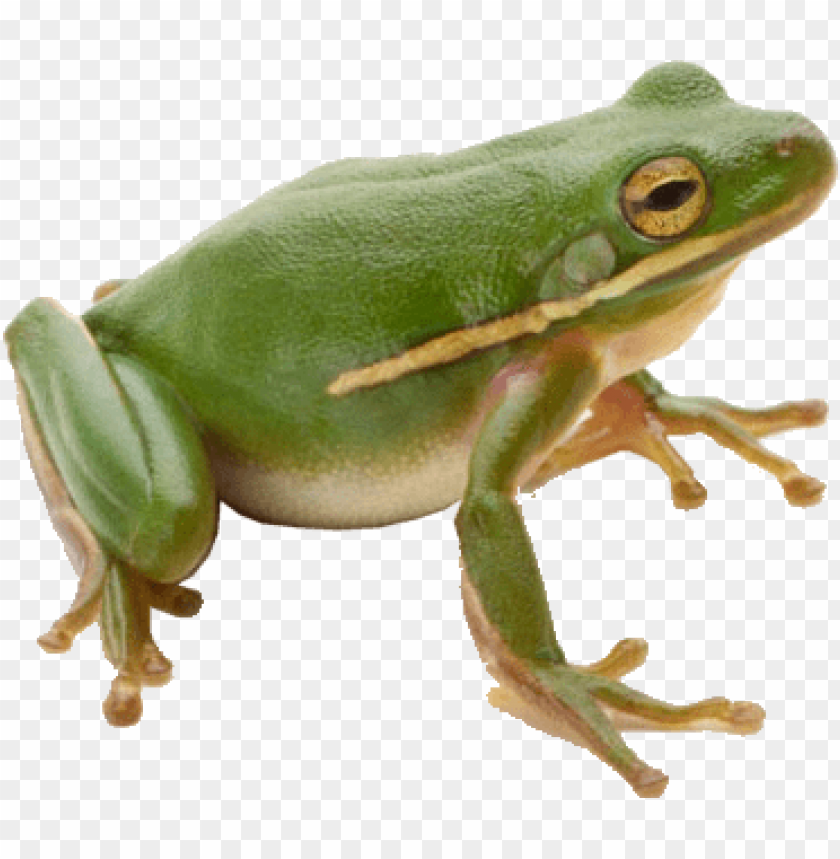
(485, 634, 764, 797)
(464, 570, 763, 797)
(523, 371, 827, 509)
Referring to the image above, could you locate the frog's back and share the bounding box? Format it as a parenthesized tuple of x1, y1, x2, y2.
(84, 147, 555, 378)
(81, 95, 673, 483)
(83, 119, 602, 428)
(83, 108, 618, 365)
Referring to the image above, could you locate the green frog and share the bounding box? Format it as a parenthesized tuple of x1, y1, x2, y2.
(5, 62, 835, 797)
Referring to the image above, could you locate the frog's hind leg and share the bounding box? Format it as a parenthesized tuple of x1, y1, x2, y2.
(7, 299, 218, 726)
(648, 389, 827, 507)
(16, 362, 180, 723)
(523, 370, 827, 509)
(15, 372, 108, 653)
(521, 379, 709, 508)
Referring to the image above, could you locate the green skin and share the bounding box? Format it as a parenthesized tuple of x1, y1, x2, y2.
(5, 63, 836, 797)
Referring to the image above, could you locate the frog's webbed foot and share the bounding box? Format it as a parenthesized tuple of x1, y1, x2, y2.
(523, 372, 827, 509)
(469, 593, 763, 798)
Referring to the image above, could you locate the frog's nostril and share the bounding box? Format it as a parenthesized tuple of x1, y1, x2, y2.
(774, 120, 837, 187)
(776, 116, 832, 157)
(776, 136, 797, 158)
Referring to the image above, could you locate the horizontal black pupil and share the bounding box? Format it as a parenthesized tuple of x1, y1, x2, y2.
(644, 179, 697, 212)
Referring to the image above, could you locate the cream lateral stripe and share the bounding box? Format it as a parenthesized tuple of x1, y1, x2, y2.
(326, 189, 814, 398)
(327, 285, 606, 397)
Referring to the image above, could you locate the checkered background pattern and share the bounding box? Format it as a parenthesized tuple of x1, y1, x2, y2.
(0, 3, 838, 857)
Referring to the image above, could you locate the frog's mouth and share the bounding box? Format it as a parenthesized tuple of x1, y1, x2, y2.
(624, 178, 833, 296)
(328, 175, 832, 398)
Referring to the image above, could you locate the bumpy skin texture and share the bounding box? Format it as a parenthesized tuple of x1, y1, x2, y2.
(81, 63, 831, 478)
(4, 63, 836, 794)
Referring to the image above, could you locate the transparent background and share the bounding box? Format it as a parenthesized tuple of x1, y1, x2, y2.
(0, 3, 838, 857)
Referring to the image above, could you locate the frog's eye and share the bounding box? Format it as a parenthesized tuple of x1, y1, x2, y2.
(620, 157, 709, 240)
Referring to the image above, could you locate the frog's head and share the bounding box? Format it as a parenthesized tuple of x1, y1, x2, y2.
(329, 64, 836, 397)
(586, 62, 836, 295)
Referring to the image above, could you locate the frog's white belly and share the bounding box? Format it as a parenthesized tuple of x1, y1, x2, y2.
(212, 259, 741, 529)
(211, 440, 473, 529)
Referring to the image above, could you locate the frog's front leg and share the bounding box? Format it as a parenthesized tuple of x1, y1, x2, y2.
(457, 338, 764, 797)
(7, 299, 218, 725)
(524, 369, 827, 509)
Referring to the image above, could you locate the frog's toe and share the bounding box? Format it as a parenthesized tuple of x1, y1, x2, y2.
(630, 766, 670, 799)
(725, 701, 766, 736)
(37, 582, 103, 654)
(594, 682, 766, 737)
(782, 474, 826, 507)
(103, 674, 143, 727)
(100, 640, 173, 725)
(37, 627, 75, 654)
(146, 580, 204, 618)
(577, 642, 765, 738)
(622, 416, 710, 510)
(671, 476, 708, 510)
(139, 640, 174, 687)
(36, 548, 106, 656)
(786, 398, 828, 428)
(578, 637, 649, 680)
(694, 396, 828, 437)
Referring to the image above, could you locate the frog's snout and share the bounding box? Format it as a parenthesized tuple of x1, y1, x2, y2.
(776, 117, 837, 194)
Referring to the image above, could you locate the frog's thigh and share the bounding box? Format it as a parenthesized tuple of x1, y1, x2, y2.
(105, 353, 220, 579)
(10, 300, 219, 724)
(9, 300, 218, 585)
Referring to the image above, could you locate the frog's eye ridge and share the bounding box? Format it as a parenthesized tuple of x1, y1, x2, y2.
(620, 156, 708, 240)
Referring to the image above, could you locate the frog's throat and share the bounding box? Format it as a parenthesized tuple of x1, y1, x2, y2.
(327, 185, 821, 398)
